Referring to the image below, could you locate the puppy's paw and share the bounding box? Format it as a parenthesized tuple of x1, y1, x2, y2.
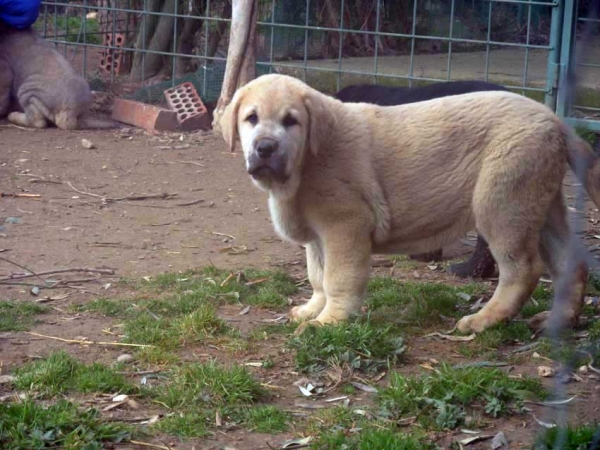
(456, 312, 497, 334)
(527, 311, 550, 333)
(528, 310, 579, 333)
(293, 319, 323, 336)
(290, 304, 320, 322)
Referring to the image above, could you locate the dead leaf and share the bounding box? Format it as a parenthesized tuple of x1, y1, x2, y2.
(533, 415, 557, 429)
(244, 362, 263, 367)
(350, 381, 378, 393)
(239, 305, 251, 315)
(0, 375, 16, 384)
(491, 431, 508, 449)
(324, 395, 348, 403)
(459, 435, 493, 445)
(537, 366, 555, 377)
(279, 436, 313, 448)
(528, 396, 576, 407)
(102, 401, 125, 411)
(423, 331, 476, 341)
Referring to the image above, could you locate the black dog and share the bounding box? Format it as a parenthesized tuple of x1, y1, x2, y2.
(334, 80, 508, 279)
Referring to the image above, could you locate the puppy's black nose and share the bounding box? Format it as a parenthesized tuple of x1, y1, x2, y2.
(256, 139, 278, 159)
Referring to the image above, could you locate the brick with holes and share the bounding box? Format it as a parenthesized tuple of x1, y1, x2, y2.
(164, 82, 211, 131)
(99, 33, 129, 75)
(111, 98, 179, 133)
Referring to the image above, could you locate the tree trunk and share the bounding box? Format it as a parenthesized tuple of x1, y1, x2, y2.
(206, 1, 232, 60)
(212, 0, 257, 133)
(131, 0, 177, 80)
(175, 0, 206, 77)
(237, 0, 257, 87)
(132, 0, 162, 74)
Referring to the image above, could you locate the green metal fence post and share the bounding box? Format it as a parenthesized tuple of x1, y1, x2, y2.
(544, 1, 565, 110)
(555, 0, 576, 118)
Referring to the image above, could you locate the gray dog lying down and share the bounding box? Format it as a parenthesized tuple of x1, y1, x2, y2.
(0, 25, 115, 130)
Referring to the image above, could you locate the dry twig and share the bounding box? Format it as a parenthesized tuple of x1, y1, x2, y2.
(26, 332, 152, 348)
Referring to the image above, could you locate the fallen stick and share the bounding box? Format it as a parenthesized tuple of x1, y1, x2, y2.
(26, 332, 152, 348)
(129, 441, 172, 450)
(67, 182, 177, 204)
(115, 370, 162, 376)
(0, 267, 115, 282)
(109, 192, 178, 202)
(0, 256, 48, 286)
(1, 193, 41, 198)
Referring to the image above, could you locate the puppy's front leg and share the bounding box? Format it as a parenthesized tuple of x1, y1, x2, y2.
(291, 241, 326, 321)
(314, 227, 372, 325)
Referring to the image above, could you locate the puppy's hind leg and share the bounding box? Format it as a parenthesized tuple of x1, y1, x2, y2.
(291, 241, 327, 321)
(8, 102, 48, 129)
(457, 168, 550, 333)
(531, 193, 587, 331)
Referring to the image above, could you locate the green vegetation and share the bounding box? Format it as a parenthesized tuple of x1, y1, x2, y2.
(377, 364, 544, 430)
(0, 300, 46, 332)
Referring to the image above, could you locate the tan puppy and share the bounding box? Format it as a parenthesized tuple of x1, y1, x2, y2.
(219, 73, 600, 334)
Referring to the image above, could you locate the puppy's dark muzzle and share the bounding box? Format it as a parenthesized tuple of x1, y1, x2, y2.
(247, 138, 288, 183)
(256, 138, 278, 159)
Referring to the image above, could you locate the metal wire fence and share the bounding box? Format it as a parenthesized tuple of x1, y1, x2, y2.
(32, 0, 596, 123)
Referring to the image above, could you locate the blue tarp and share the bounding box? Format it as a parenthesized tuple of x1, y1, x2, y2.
(0, 0, 42, 29)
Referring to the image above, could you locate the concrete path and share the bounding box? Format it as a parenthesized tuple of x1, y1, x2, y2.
(284, 41, 600, 90)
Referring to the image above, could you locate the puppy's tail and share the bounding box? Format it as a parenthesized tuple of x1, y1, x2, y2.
(565, 125, 600, 208)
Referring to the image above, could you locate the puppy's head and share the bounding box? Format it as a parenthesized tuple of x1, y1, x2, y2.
(220, 74, 333, 194)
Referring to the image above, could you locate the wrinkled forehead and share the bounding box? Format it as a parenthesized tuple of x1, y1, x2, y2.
(239, 85, 306, 121)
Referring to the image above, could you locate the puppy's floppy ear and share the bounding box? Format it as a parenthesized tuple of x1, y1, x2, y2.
(219, 90, 244, 153)
(304, 91, 334, 156)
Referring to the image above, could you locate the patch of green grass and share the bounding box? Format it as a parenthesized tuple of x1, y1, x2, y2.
(0, 300, 46, 332)
(475, 322, 533, 349)
(589, 321, 600, 341)
(14, 351, 137, 398)
(122, 302, 231, 348)
(250, 322, 297, 341)
(153, 412, 210, 439)
(377, 364, 544, 430)
(312, 428, 437, 450)
(34, 17, 102, 44)
(86, 267, 298, 364)
(142, 267, 297, 309)
(244, 405, 290, 433)
(305, 406, 355, 436)
(149, 361, 264, 436)
(156, 360, 264, 412)
(536, 336, 593, 367)
(576, 127, 599, 148)
(521, 285, 553, 319)
(366, 277, 488, 329)
(0, 399, 131, 448)
(533, 423, 600, 450)
(287, 318, 405, 373)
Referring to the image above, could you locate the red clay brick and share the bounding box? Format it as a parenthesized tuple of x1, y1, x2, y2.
(111, 98, 179, 133)
(100, 33, 129, 75)
(164, 82, 211, 131)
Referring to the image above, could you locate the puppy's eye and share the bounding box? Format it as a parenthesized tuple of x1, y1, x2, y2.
(282, 114, 298, 128)
(245, 113, 258, 126)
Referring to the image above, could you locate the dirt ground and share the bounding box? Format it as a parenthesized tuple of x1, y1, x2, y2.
(1, 123, 600, 449)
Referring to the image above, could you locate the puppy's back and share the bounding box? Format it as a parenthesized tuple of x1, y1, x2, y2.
(334, 80, 508, 106)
